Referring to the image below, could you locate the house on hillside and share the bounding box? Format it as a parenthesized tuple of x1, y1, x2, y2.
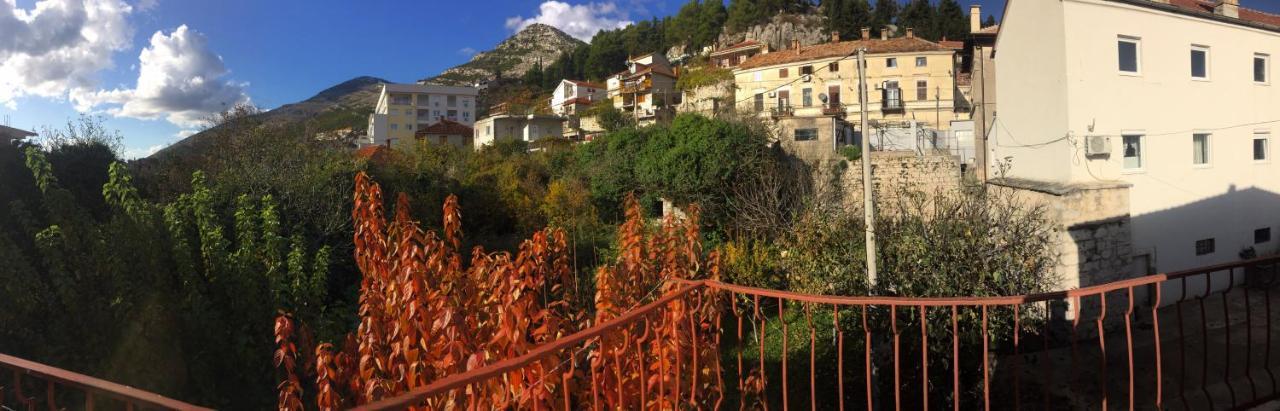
(365, 83, 478, 147)
(607, 53, 680, 125)
(992, 0, 1280, 292)
(0, 124, 36, 144)
(414, 119, 473, 148)
(550, 80, 606, 116)
(473, 114, 565, 148)
(962, 4, 1000, 181)
(710, 40, 768, 68)
(733, 29, 966, 162)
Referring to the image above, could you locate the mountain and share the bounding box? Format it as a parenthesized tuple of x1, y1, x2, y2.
(425, 23, 586, 86)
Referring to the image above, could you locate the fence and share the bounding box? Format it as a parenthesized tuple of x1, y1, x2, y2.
(0, 353, 211, 410)
(355, 255, 1280, 410)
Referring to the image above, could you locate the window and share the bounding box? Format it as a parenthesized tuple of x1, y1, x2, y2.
(406, 124, 413, 130)
(447, 109, 457, 120)
(916, 80, 928, 101)
(753, 72, 762, 82)
(1191, 46, 1209, 79)
(1195, 238, 1216, 256)
(1192, 133, 1210, 165)
(800, 65, 814, 75)
(463, 112, 470, 121)
(886, 58, 898, 68)
(447, 95, 457, 107)
(1256, 54, 1270, 83)
(563, 87, 572, 98)
(777, 90, 789, 108)
(1118, 36, 1140, 74)
(1255, 133, 1270, 161)
(802, 88, 813, 107)
(1257, 227, 1273, 244)
(915, 56, 927, 67)
(829, 62, 839, 72)
(828, 85, 841, 107)
(779, 68, 788, 78)
(486, 125, 492, 136)
(1122, 134, 1143, 169)
(391, 124, 399, 130)
(389, 109, 398, 116)
(433, 110, 440, 117)
(754, 93, 764, 111)
(795, 128, 818, 141)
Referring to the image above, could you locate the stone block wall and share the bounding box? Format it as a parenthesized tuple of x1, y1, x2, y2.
(822, 151, 963, 209)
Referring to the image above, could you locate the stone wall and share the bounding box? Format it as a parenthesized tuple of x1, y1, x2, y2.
(717, 14, 831, 52)
(812, 151, 963, 210)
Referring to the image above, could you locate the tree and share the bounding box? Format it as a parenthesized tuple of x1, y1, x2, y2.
(870, 0, 900, 37)
(897, 0, 936, 40)
(983, 14, 997, 28)
(726, 0, 764, 31)
(695, 0, 728, 50)
(934, 0, 969, 41)
(826, 0, 872, 40)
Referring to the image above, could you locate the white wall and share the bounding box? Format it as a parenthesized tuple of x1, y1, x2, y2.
(991, 0, 1073, 181)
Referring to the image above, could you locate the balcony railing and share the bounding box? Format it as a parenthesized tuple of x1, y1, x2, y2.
(354, 255, 1280, 410)
(621, 79, 652, 94)
(770, 105, 794, 118)
(0, 353, 211, 410)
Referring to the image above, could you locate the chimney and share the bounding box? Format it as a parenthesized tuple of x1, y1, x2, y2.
(861, 27, 871, 40)
(790, 39, 801, 50)
(881, 27, 889, 40)
(1215, 0, 1239, 18)
(831, 30, 840, 43)
(970, 4, 982, 33)
(906, 28, 915, 39)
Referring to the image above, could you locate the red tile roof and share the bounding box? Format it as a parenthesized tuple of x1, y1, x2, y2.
(938, 40, 965, 49)
(737, 37, 952, 70)
(711, 40, 765, 56)
(567, 79, 605, 89)
(1164, 0, 1280, 27)
(415, 119, 474, 137)
(355, 145, 391, 163)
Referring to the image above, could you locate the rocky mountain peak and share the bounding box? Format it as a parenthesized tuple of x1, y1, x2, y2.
(423, 23, 585, 86)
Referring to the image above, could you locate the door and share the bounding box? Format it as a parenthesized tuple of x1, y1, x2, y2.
(828, 85, 841, 109)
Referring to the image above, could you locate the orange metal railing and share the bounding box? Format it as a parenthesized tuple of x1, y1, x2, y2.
(0, 353, 211, 410)
(353, 254, 1280, 410)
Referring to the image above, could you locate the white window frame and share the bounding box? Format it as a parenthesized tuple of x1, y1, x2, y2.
(1254, 131, 1270, 163)
(1121, 133, 1145, 172)
(1192, 132, 1212, 167)
(1256, 53, 1271, 85)
(1118, 36, 1142, 76)
(1190, 45, 1211, 81)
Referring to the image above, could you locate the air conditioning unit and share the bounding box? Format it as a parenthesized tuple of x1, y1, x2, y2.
(1085, 135, 1111, 156)
(767, 91, 776, 98)
(801, 74, 812, 83)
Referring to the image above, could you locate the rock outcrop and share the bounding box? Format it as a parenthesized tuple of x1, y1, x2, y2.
(717, 14, 832, 51)
(424, 23, 586, 86)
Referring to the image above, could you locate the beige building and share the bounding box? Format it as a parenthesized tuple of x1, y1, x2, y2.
(963, 5, 1000, 180)
(994, 0, 1280, 291)
(414, 119, 473, 148)
(366, 83, 478, 147)
(733, 29, 965, 161)
(607, 53, 679, 124)
(473, 114, 565, 148)
(710, 40, 767, 68)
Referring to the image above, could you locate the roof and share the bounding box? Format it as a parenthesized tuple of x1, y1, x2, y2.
(710, 40, 764, 56)
(566, 79, 604, 89)
(0, 124, 37, 141)
(1165, 0, 1280, 26)
(415, 119, 474, 136)
(355, 145, 392, 163)
(974, 24, 1000, 35)
(382, 83, 479, 96)
(938, 40, 965, 49)
(622, 63, 677, 79)
(736, 37, 953, 70)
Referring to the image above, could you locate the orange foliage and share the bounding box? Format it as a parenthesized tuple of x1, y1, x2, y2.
(275, 173, 722, 409)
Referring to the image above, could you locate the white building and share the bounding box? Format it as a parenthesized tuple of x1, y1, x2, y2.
(472, 114, 565, 148)
(994, 0, 1280, 288)
(365, 83, 478, 147)
(607, 53, 680, 124)
(550, 79, 606, 116)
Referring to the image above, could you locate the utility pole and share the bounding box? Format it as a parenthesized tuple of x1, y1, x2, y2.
(856, 49, 878, 287)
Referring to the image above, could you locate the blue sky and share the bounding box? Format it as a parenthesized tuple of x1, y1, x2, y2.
(2, 0, 1017, 158)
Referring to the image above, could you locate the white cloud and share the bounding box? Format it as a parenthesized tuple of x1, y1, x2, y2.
(122, 142, 166, 159)
(505, 1, 632, 41)
(173, 128, 195, 138)
(134, 0, 156, 12)
(73, 24, 250, 128)
(457, 47, 477, 57)
(0, 0, 134, 107)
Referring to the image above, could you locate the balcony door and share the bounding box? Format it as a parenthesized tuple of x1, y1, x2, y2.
(777, 90, 789, 109)
(828, 85, 841, 109)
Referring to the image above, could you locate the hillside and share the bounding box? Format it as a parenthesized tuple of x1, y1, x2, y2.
(424, 23, 586, 86)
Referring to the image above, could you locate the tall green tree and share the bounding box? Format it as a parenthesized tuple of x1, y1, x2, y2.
(934, 0, 968, 41)
(870, 0, 900, 37)
(726, 0, 764, 31)
(983, 14, 996, 28)
(897, 0, 935, 39)
(695, 0, 728, 50)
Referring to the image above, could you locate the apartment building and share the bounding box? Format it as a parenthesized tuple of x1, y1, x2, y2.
(994, 0, 1280, 290)
(733, 30, 963, 161)
(710, 40, 767, 68)
(607, 53, 680, 124)
(550, 79, 606, 116)
(365, 83, 478, 147)
(472, 114, 565, 148)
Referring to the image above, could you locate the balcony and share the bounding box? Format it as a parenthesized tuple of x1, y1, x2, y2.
(822, 104, 845, 116)
(620, 79, 652, 94)
(882, 88, 905, 113)
(770, 105, 794, 118)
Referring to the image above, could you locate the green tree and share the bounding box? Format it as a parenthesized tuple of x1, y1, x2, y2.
(695, 0, 728, 50)
(726, 0, 764, 31)
(897, 0, 936, 39)
(826, 0, 872, 40)
(870, 0, 900, 37)
(934, 0, 968, 41)
(983, 14, 996, 28)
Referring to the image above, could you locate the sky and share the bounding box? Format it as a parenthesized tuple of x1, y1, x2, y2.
(0, 0, 1031, 158)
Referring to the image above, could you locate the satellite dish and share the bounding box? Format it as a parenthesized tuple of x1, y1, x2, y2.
(819, 93, 829, 104)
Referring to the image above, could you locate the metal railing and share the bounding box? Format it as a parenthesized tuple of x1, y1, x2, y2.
(350, 254, 1280, 410)
(0, 353, 212, 410)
